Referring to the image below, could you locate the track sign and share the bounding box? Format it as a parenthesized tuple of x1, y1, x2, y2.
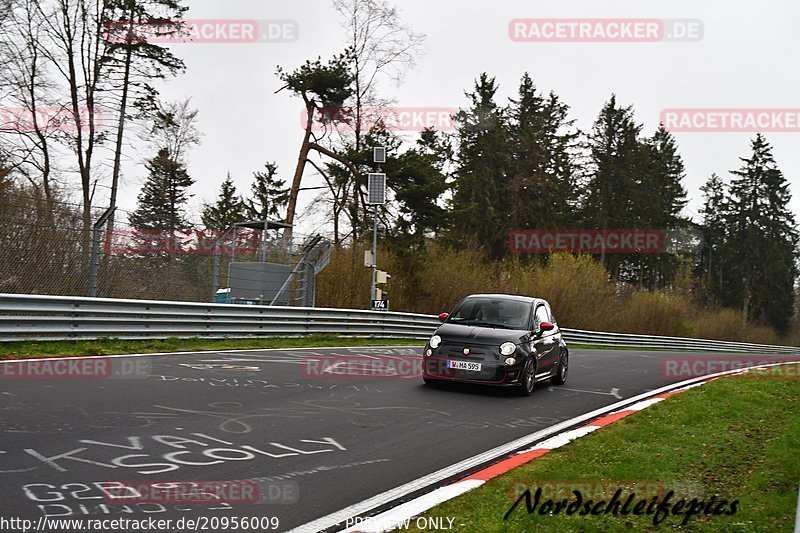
(373, 147, 386, 164)
(376, 270, 390, 284)
(367, 173, 387, 205)
(371, 299, 388, 311)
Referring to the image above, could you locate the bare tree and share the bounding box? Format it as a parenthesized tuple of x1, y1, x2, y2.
(143, 99, 201, 163)
(324, 0, 425, 239)
(332, 0, 425, 152)
(0, 0, 63, 210)
(35, 0, 112, 236)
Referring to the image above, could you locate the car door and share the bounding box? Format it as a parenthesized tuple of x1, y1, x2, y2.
(532, 303, 559, 374)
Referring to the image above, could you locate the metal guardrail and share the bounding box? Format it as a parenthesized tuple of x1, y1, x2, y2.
(0, 293, 798, 354)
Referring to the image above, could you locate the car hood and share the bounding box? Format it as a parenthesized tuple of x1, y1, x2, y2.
(435, 322, 530, 345)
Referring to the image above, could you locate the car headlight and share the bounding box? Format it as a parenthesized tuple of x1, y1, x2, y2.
(500, 342, 516, 356)
(504, 357, 516, 365)
(429, 335, 442, 349)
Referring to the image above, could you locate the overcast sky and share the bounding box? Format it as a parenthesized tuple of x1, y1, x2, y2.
(116, 0, 800, 233)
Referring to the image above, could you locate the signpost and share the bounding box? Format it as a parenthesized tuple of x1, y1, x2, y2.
(366, 148, 388, 308)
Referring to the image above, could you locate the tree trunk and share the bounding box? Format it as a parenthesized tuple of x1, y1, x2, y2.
(283, 97, 315, 245)
(108, 11, 135, 234)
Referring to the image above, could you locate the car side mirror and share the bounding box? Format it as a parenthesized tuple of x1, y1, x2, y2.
(539, 321, 555, 332)
(438, 312, 449, 322)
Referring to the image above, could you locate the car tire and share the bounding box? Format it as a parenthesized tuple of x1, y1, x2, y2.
(550, 349, 569, 385)
(517, 358, 536, 396)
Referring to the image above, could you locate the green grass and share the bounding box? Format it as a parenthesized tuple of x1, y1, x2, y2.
(0, 336, 423, 360)
(418, 364, 800, 532)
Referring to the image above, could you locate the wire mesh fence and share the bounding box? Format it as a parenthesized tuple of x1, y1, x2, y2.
(0, 189, 328, 304)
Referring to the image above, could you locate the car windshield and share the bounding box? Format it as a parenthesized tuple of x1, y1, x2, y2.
(447, 298, 529, 329)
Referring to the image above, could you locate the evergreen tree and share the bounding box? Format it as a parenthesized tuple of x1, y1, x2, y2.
(582, 95, 643, 233)
(386, 128, 449, 250)
(103, 0, 188, 234)
(581, 95, 648, 281)
(724, 134, 798, 332)
(129, 148, 194, 232)
(697, 173, 728, 297)
(246, 162, 289, 221)
(201, 173, 247, 230)
(636, 125, 688, 288)
(506, 73, 579, 231)
(448, 73, 511, 257)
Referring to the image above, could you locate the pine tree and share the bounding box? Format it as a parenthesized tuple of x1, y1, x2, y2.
(246, 162, 289, 221)
(725, 134, 798, 331)
(129, 148, 194, 232)
(636, 125, 688, 288)
(386, 128, 449, 250)
(448, 73, 511, 257)
(581, 95, 647, 281)
(506, 73, 579, 231)
(698, 173, 728, 296)
(201, 173, 247, 230)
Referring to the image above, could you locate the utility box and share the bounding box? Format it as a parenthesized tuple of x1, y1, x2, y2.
(215, 288, 231, 304)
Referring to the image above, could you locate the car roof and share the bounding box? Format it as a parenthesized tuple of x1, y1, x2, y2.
(463, 294, 543, 305)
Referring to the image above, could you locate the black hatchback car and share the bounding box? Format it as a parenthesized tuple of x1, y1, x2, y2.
(422, 294, 568, 396)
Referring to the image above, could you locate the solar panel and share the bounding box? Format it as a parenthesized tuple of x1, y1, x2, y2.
(373, 147, 386, 164)
(367, 173, 387, 205)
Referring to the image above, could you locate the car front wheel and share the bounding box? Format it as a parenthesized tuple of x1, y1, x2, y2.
(550, 350, 569, 385)
(517, 358, 536, 396)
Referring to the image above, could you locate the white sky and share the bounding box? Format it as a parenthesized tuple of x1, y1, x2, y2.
(114, 0, 800, 232)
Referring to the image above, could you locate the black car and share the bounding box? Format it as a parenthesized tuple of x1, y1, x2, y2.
(422, 294, 568, 396)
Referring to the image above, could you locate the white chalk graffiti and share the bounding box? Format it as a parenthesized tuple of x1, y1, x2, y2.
(3, 433, 347, 475)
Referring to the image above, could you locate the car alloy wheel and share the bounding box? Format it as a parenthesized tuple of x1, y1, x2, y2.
(551, 350, 568, 385)
(518, 358, 535, 396)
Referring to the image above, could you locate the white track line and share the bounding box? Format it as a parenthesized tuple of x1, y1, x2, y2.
(286, 361, 800, 533)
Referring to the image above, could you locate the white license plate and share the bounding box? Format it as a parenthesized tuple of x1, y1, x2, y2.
(447, 360, 482, 371)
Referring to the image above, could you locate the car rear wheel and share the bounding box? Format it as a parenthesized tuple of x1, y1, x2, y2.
(517, 358, 535, 396)
(550, 350, 569, 385)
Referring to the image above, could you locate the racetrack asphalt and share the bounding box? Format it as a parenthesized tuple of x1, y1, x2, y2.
(1, 346, 798, 532)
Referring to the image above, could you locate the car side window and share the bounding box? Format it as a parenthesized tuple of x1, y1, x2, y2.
(545, 303, 557, 324)
(534, 305, 549, 329)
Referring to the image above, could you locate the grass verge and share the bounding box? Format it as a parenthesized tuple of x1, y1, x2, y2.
(0, 336, 423, 360)
(419, 364, 800, 532)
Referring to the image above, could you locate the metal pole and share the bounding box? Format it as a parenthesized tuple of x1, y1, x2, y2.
(88, 206, 116, 298)
(794, 481, 800, 533)
(370, 209, 378, 304)
(211, 237, 220, 303)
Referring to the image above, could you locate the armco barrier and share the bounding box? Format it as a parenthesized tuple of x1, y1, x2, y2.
(0, 293, 797, 354)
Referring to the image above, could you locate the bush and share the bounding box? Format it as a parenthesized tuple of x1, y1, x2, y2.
(615, 291, 693, 337)
(315, 243, 797, 346)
